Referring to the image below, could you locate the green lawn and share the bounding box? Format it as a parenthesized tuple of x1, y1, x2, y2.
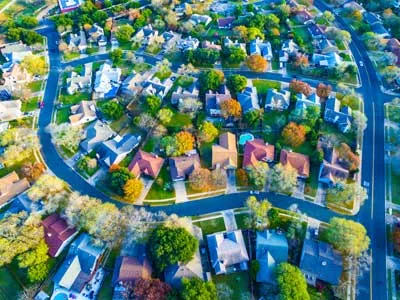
(21, 97, 39, 112)
(253, 79, 281, 97)
(86, 46, 99, 55)
(213, 272, 251, 300)
(305, 163, 320, 198)
(145, 166, 175, 200)
(154, 70, 172, 81)
(199, 141, 213, 168)
(26, 80, 43, 92)
(167, 112, 192, 132)
(192, 217, 226, 236)
(110, 115, 129, 133)
(143, 137, 159, 153)
(0, 267, 22, 299)
(97, 271, 113, 300)
(235, 213, 251, 230)
(59, 91, 90, 105)
(205, 27, 232, 40)
(392, 170, 400, 205)
(56, 107, 70, 124)
(63, 51, 81, 61)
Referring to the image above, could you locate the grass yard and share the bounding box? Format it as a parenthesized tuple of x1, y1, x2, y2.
(292, 27, 312, 43)
(167, 112, 192, 132)
(56, 107, 70, 124)
(213, 272, 251, 300)
(235, 212, 251, 230)
(143, 136, 159, 153)
(199, 141, 213, 168)
(21, 97, 39, 112)
(9, 117, 33, 129)
(192, 216, 226, 235)
(59, 91, 90, 106)
(392, 169, 400, 205)
(26, 80, 43, 92)
(110, 115, 129, 133)
(154, 70, 172, 81)
(305, 163, 320, 198)
(205, 27, 232, 40)
(145, 166, 175, 200)
(133, 62, 152, 73)
(63, 51, 81, 61)
(0, 267, 22, 299)
(253, 79, 281, 97)
(86, 46, 99, 55)
(97, 271, 113, 300)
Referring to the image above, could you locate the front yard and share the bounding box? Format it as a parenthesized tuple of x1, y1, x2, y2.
(145, 166, 175, 200)
(56, 107, 70, 124)
(213, 272, 251, 300)
(192, 216, 226, 236)
(21, 97, 39, 112)
(59, 91, 91, 106)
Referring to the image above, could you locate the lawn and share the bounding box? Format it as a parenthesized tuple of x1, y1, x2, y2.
(292, 27, 312, 43)
(59, 91, 90, 106)
(392, 169, 400, 205)
(205, 27, 232, 40)
(253, 79, 281, 97)
(97, 271, 113, 300)
(86, 46, 99, 55)
(167, 112, 192, 132)
(21, 97, 39, 112)
(145, 166, 176, 200)
(56, 107, 70, 124)
(192, 216, 226, 235)
(305, 163, 320, 198)
(143, 136, 159, 153)
(212, 272, 251, 300)
(76, 156, 99, 178)
(235, 213, 251, 230)
(110, 115, 129, 133)
(0, 267, 22, 299)
(154, 70, 172, 81)
(63, 51, 81, 61)
(199, 141, 213, 168)
(26, 80, 43, 92)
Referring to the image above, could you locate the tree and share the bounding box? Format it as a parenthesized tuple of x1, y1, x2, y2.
(181, 278, 217, 300)
(352, 110, 368, 133)
(393, 227, 400, 253)
(110, 48, 123, 66)
(246, 54, 267, 72)
(220, 99, 242, 120)
(336, 143, 360, 171)
(247, 27, 265, 40)
(289, 79, 312, 96)
(246, 196, 271, 229)
(48, 123, 84, 153)
(20, 162, 45, 182)
(199, 70, 224, 92)
(247, 162, 269, 190)
(93, 10, 108, 25)
(226, 74, 247, 96)
(17, 239, 50, 283)
(276, 263, 310, 300)
(326, 182, 367, 207)
(176, 131, 195, 155)
(221, 46, 246, 66)
(135, 113, 158, 131)
(178, 97, 202, 117)
(324, 218, 370, 257)
(198, 121, 219, 142)
(109, 167, 133, 195)
(244, 109, 263, 128)
(281, 122, 306, 148)
(269, 163, 298, 195)
(21, 55, 47, 76)
(115, 24, 134, 42)
(157, 108, 174, 125)
(265, 14, 280, 28)
(133, 278, 172, 300)
(16, 16, 38, 29)
(316, 82, 332, 98)
(145, 95, 162, 115)
(189, 168, 211, 192)
(148, 225, 198, 272)
(211, 168, 227, 189)
(124, 178, 144, 202)
(294, 54, 309, 68)
(101, 100, 123, 120)
(304, 106, 320, 128)
(186, 48, 220, 67)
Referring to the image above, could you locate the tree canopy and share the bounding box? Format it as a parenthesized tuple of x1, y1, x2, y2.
(181, 278, 217, 300)
(276, 263, 310, 300)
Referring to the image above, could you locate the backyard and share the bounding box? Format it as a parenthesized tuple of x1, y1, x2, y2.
(0, 267, 22, 299)
(253, 79, 281, 98)
(213, 272, 251, 300)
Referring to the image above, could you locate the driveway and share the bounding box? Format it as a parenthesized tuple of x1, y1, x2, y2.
(173, 181, 187, 203)
(136, 178, 154, 205)
(226, 169, 237, 194)
(315, 183, 327, 206)
(292, 179, 305, 199)
(223, 210, 238, 231)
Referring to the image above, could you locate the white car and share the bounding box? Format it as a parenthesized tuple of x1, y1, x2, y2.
(359, 61, 364, 67)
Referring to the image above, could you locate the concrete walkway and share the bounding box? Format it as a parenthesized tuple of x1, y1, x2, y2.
(135, 178, 154, 205)
(222, 210, 237, 231)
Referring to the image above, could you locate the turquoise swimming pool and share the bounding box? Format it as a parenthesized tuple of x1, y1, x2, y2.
(53, 293, 68, 300)
(239, 133, 254, 145)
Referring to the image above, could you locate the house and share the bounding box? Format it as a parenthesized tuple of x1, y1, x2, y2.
(217, 17, 235, 29)
(312, 52, 342, 68)
(318, 145, 349, 186)
(205, 85, 231, 117)
(98, 35, 107, 48)
(128, 150, 164, 178)
(170, 83, 199, 105)
(42, 214, 78, 257)
(80, 120, 115, 153)
(0, 171, 30, 207)
(67, 30, 87, 53)
(53, 234, 105, 293)
(169, 152, 200, 181)
(363, 12, 381, 26)
(280, 39, 299, 63)
(343, 1, 365, 13)
(308, 23, 326, 40)
(66, 63, 92, 95)
(189, 14, 212, 26)
(1, 63, 32, 94)
(87, 24, 104, 43)
(256, 230, 288, 283)
(177, 36, 200, 51)
(324, 96, 352, 133)
(142, 76, 173, 99)
(0, 100, 22, 122)
(237, 86, 260, 113)
(243, 139, 275, 168)
(207, 230, 249, 275)
(162, 31, 180, 50)
(121, 70, 152, 96)
(295, 93, 321, 115)
(58, 0, 81, 13)
(110, 36, 120, 50)
(280, 149, 310, 178)
(133, 25, 159, 46)
(386, 38, 400, 66)
(371, 23, 391, 39)
(210, 2, 236, 16)
(212, 132, 238, 169)
(223, 37, 247, 53)
(300, 239, 343, 286)
(249, 38, 272, 61)
(202, 41, 222, 51)
(0, 42, 32, 68)
(69, 101, 97, 126)
(94, 62, 121, 99)
(0, 193, 42, 220)
(265, 88, 290, 111)
(317, 38, 338, 54)
(295, 9, 314, 24)
(99, 134, 141, 166)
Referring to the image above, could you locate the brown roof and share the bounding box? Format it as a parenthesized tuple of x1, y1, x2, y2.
(217, 17, 235, 28)
(280, 149, 310, 178)
(0, 171, 30, 206)
(243, 139, 275, 168)
(42, 213, 77, 257)
(212, 132, 237, 169)
(128, 150, 164, 178)
(169, 153, 200, 181)
(69, 101, 96, 125)
(112, 255, 152, 286)
(4, 63, 31, 82)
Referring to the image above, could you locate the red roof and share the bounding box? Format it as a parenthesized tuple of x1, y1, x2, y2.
(243, 139, 275, 168)
(387, 39, 400, 66)
(128, 150, 164, 178)
(280, 149, 310, 178)
(217, 17, 235, 28)
(42, 214, 77, 257)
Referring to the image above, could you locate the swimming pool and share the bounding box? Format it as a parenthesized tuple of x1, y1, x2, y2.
(239, 133, 254, 145)
(53, 292, 68, 300)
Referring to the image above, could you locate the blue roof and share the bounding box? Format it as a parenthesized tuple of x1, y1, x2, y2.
(104, 84, 119, 99)
(58, 0, 81, 11)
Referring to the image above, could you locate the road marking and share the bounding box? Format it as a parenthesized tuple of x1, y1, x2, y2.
(371, 103, 375, 219)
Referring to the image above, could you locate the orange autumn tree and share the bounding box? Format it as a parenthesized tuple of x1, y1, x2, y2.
(281, 122, 306, 148)
(336, 143, 360, 171)
(316, 82, 332, 98)
(221, 99, 242, 120)
(176, 131, 195, 155)
(246, 54, 267, 72)
(289, 79, 312, 96)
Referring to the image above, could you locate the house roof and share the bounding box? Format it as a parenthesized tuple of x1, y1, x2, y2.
(324, 97, 352, 133)
(100, 134, 141, 166)
(217, 17, 235, 28)
(300, 239, 343, 285)
(205, 85, 231, 112)
(280, 149, 310, 178)
(265, 89, 290, 110)
(128, 150, 164, 178)
(69, 101, 96, 125)
(42, 213, 77, 257)
(319, 146, 349, 184)
(169, 153, 200, 181)
(212, 132, 238, 169)
(112, 255, 152, 286)
(0, 171, 30, 206)
(58, 0, 81, 12)
(237, 86, 260, 113)
(80, 120, 115, 153)
(0, 100, 22, 122)
(243, 139, 275, 168)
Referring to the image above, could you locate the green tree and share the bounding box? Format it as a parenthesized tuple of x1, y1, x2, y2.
(246, 196, 271, 229)
(101, 100, 123, 120)
(17, 239, 50, 283)
(276, 263, 310, 300)
(145, 95, 162, 115)
(247, 161, 270, 190)
(198, 121, 219, 142)
(157, 108, 174, 125)
(244, 109, 263, 128)
(93, 10, 108, 25)
(326, 182, 367, 207)
(199, 70, 224, 93)
(181, 278, 217, 300)
(16, 16, 38, 29)
(109, 167, 133, 195)
(148, 225, 198, 272)
(269, 163, 298, 195)
(27, 262, 50, 283)
(110, 48, 123, 66)
(227, 74, 247, 96)
(222, 46, 246, 66)
(115, 24, 134, 43)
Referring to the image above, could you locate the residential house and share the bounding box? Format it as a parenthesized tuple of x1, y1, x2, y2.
(1, 63, 32, 94)
(66, 63, 92, 95)
(243, 139, 275, 168)
(212, 132, 238, 169)
(121, 70, 152, 96)
(0, 42, 32, 69)
(67, 30, 87, 53)
(202, 41, 222, 51)
(58, 0, 82, 13)
(0, 100, 22, 122)
(300, 239, 343, 286)
(69, 101, 97, 126)
(386, 38, 400, 66)
(249, 38, 272, 61)
(280, 149, 310, 178)
(207, 230, 249, 275)
(0, 193, 41, 220)
(177, 36, 200, 51)
(171, 83, 200, 105)
(42, 213, 78, 257)
(318, 143, 349, 186)
(294, 93, 321, 116)
(324, 96, 352, 133)
(210, 2, 235, 16)
(223, 37, 247, 53)
(237, 85, 260, 113)
(87, 24, 105, 43)
(217, 17, 235, 29)
(317, 38, 338, 54)
(111, 36, 120, 50)
(80, 120, 115, 153)
(162, 31, 180, 50)
(206, 85, 231, 117)
(99, 134, 141, 166)
(93, 62, 121, 99)
(295, 9, 314, 25)
(371, 23, 391, 39)
(265, 88, 290, 111)
(128, 150, 164, 178)
(280, 39, 299, 63)
(312, 52, 343, 68)
(363, 12, 381, 26)
(133, 25, 159, 46)
(98, 35, 107, 48)
(256, 230, 288, 283)
(189, 14, 212, 26)
(0, 171, 30, 207)
(142, 76, 174, 99)
(308, 23, 326, 40)
(343, 1, 365, 13)
(169, 152, 200, 181)
(0, 122, 8, 133)
(53, 234, 105, 293)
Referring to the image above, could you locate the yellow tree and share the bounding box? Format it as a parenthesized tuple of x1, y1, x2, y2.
(123, 178, 144, 202)
(176, 131, 195, 155)
(221, 99, 242, 120)
(246, 54, 267, 72)
(281, 122, 306, 148)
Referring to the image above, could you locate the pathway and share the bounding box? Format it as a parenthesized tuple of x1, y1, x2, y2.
(173, 181, 187, 203)
(222, 210, 237, 231)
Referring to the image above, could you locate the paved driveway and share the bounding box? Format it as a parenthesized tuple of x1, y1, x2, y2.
(226, 169, 237, 194)
(223, 210, 238, 231)
(292, 179, 305, 199)
(174, 181, 187, 203)
(315, 183, 327, 206)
